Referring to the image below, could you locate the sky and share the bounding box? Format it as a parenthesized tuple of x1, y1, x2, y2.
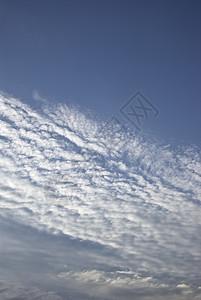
(0, 0, 201, 143)
(0, 1, 201, 300)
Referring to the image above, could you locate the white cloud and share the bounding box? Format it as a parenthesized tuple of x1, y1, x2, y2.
(57, 269, 155, 287)
(177, 284, 190, 289)
(0, 93, 201, 299)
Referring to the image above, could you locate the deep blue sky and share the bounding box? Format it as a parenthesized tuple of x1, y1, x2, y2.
(0, 0, 201, 144)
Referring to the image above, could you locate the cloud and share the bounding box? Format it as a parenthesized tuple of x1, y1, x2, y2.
(32, 90, 49, 104)
(0, 281, 64, 300)
(176, 284, 190, 289)
(57, 269, 156, 288)
(0, 92, 201, 299)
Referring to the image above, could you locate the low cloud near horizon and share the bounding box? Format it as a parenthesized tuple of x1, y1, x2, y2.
(0, 92, 201, 300)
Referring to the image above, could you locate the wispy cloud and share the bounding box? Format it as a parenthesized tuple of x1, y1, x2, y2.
(0, 281, 63, 300)
(0, 93, 201, 299)
(32, 90, 49, 104)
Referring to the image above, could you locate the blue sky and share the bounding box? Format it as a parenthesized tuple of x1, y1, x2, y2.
(0, 1, 201, 300)
(0, 0, 201, 143)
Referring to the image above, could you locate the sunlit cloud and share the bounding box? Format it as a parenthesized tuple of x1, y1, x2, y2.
(0, 93, 201, 299)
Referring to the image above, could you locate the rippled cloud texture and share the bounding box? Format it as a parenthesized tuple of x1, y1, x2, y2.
(0, 92, 201, 299)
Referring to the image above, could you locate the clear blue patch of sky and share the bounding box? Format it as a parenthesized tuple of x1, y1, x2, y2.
(0, 0, 201, 144)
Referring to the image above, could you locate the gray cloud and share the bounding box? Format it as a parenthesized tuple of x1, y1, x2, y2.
(0, 281, 64, 300)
